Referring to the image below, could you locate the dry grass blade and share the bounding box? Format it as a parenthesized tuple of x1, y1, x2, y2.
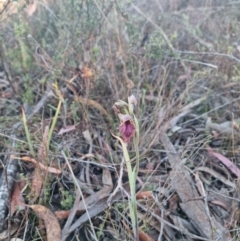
(29, 169, 42, 204)
(47, 93, 62, 152)
(29, 205, 61, 241)
(37, 125, 49, 163)
(57, 125, 76, 135)
(21, 107, 35, 157)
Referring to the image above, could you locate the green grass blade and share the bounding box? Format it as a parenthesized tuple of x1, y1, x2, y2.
(22, 107, 35, 157)
(47, 98, 62, 151)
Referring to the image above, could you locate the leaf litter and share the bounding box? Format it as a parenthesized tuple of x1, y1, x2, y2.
(10, 180, 25, 215)
(2, 1, 240, 241)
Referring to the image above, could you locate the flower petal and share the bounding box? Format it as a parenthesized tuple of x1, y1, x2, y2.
(115, 100, 128, 107)
(118, 114, 132, 122)
(119, 120, 135, 143)
(128, 95, 137, 105)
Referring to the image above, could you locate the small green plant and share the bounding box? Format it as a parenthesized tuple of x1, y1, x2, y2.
(60, 188, 74, 210)
(13, 16, 33, 71)
(22, 74, 35, 104)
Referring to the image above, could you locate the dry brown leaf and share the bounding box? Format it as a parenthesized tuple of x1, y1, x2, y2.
(38, 163, 61, 174)
(122, 221, 154, 241)
(196, 166, 236, 189)
(82, 129, 92, 144)
(29, 205, 61, 241)
(55, 207, 86, 220)
(21, 156, 37, 164)
(21, 156, 62, 174)
(145, 162, 154, 171)
(138, 228, 155, 241)
(136, 191, 153, 200)
(57, 125, 76, 135)
(25, 1, 37, 16)
(29, 170, 43, 204)
(210, 200, 229, 210)
(168, 194, 179, 212)
(38, 164, 62, 174)
(81, 66, 93, 78)
(10, 181, 25, 215)
(126, 78, 134, 89)
(29, 126, 50, 203)
(54, 210, 71, 220)
(208, 147, 240, 177)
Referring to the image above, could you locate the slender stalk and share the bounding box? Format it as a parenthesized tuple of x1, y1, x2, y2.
(22, 107, 35, 157)
(112, 133, 139, 241)
(47, 84, 63, 151)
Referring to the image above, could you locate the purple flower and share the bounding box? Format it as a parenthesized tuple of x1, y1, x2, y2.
(128, 95, 137, 105)
(118, 114, 135, 143)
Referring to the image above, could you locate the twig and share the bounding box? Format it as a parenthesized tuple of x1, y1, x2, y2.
(182, 59, 218, 68)
(152, 194, 164, 241)
(107, 157, 124, 205)
(0, 0, 11, 15)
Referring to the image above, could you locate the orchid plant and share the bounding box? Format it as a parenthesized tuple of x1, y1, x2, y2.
(112, 95, 140, 241)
